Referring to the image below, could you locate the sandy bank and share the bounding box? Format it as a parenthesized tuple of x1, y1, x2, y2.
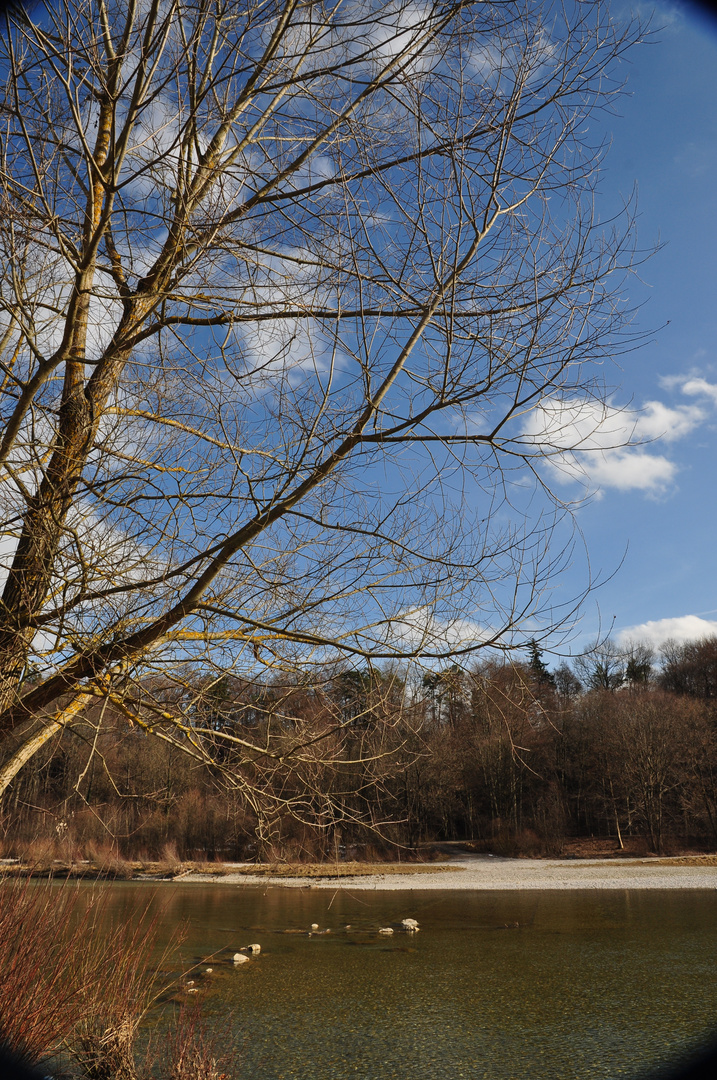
(184, 855, 717, 891)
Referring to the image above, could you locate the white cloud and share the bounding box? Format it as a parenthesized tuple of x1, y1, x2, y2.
(233, 245, 351, 386)
(635, 399, 706, 441)
(671, 376, 717, 407)
(524, 396, 704, 495)
(356, 2, 439, 77)
(387, 609, 494, 653)
(616, 616, 717, 651)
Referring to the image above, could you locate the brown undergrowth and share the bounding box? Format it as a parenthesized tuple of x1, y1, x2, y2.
(1, 837, 451, 880)
(0, 837, 231, 880)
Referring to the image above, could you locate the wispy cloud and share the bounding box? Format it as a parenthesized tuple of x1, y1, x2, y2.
(385, 609, 496, 655)
(663, 374, 717, 406)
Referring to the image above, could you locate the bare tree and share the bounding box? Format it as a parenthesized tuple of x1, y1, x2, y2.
(608, 690, 690, 854)
(623, 639, 654, 688)
(0, 0, 639, 815)
(660, 637, 717, 699)
(573, 637, 626, 691)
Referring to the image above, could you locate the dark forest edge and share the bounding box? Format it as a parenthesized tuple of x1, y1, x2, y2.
(4, 636, 717, 869)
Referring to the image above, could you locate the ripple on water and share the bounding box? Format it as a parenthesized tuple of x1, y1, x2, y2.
(87, 885, 717, 1080)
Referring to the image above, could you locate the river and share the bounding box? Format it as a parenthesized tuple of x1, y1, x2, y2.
(99, 884, 717, 1079)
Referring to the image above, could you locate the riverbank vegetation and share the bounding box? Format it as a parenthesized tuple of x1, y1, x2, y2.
(0, 878, 234, 1078)
(3, 637, 717, 862)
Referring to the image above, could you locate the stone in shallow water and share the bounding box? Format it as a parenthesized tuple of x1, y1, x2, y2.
(233, 952, 249, 964)
(378, 926, 394, 934)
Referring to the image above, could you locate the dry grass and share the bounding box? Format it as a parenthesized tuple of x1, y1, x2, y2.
(620, 854, 717, 867)
(140, 859, 229, 879)
(228, 861, 464, 878)
(84, 841, 135, 879)
(527, 853, 717, 868)
(2, 857, 458, 880)
(159, 1002, 239, 1080)
(0, 854, 231, 881)
(185, 861, 231, 876)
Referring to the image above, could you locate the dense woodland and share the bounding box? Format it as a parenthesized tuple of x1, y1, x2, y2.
(4, 636, 717, 862)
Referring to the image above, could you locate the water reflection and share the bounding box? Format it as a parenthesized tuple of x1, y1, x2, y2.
(88, 886, 717, 1079)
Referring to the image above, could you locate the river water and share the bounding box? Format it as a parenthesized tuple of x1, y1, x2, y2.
(101, 885, 717, 1079)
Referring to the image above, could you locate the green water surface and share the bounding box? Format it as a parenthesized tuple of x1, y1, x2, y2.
(99, 885, 717, 1080)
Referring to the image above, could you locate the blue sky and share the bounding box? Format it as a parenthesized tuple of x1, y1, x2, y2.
(545, 1, 717, 658)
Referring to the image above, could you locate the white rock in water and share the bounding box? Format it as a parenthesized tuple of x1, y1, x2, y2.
(378, 926, 394, 934)
(233, 952, 249, 964)
(401, 918, 419, 931)
(310, 923, 319, 930)
(205, 968, 213, 974)
(187, 987, 199, 993)
(246, 943, 261, 955)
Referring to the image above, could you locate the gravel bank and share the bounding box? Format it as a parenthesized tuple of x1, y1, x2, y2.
(185, 855, 717, 890)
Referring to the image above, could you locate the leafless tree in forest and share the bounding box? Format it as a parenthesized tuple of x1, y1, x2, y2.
(573, 636, 627, 691)
(660, 637, 717, 699)
(0, 0, 641, 825)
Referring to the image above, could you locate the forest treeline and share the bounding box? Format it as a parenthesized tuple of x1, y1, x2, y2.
(4, 637, 717, 861)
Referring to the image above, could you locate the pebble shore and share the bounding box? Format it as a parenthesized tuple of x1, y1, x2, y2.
(184, 854, 717, 890)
